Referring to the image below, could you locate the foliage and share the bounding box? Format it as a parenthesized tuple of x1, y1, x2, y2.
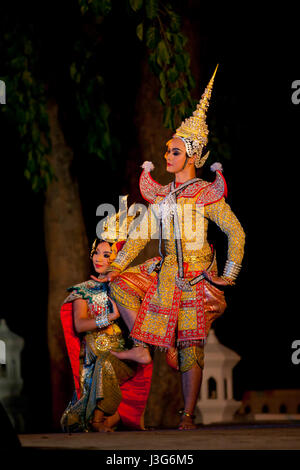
(129, 0, 196, 129)
(69, 40, 114, 164)
(0, 25, 52, 193)
(0, 1, 197, 193)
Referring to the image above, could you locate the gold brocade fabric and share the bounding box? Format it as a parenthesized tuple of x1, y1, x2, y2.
(110, 192, 245, 348)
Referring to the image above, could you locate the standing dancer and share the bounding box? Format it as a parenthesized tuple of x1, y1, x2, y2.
(98, 66, 245, 429)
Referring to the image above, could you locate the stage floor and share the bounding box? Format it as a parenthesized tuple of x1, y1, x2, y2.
(18, 423, 300, 450)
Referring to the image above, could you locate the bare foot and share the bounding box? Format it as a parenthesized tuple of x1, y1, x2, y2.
(91, 421, 114, 432)
(104, 411, 120, 430)
(110, 346, 152, 364)
(178, 415, 197, 431)
(91, 407, 114, 432)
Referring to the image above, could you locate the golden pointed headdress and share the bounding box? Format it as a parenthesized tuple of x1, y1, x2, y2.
(175, 64, 218, 168)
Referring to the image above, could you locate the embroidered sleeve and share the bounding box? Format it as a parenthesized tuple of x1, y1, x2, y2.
(205, 197, 245, 266)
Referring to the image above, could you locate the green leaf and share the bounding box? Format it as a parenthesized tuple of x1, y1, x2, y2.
(170, 88, 184, 106)
(146, 26, 159, 49)
(177, 33, 187, 47)
(136, 22, 143, 41)
(96, 75, 105, 86)
(187, 73, 196, 89)
(145, 0, 158, 19)
(173, 33, 184, 52)
(159, 87, 167, 104)
(168, 9, 181, 32)
(174, 54, 185, 72)
(178, 102, 187, 119)
(159, 71, 166, 87)
(99, 102, 110, 120)
(70, 62, 77, 80)
(163, 106, 172, 129)
(24, 40, 33, 56)
(95, 0, 112, 16)
(24, 169, 31, 180)
(101, 130, 111, 150)
(182, 51, 190, 67)
(167, 66, 178, 83)
(148, 52, 160, 75)
(129, 0, 143, 11)
(157, 40, 170, 66)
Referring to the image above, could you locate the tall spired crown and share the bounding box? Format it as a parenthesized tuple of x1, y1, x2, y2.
(175, 64, 218, 167)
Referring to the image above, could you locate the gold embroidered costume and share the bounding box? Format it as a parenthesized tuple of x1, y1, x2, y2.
(109, 65, 245, 373)
(110, 168, 245, 355)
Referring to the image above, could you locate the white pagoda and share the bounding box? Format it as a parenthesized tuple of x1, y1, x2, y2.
(0, 319, 24, 401)
(195, 328, 241, 425)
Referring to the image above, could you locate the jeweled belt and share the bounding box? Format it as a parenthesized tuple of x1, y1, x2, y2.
(163, 252, 213, 266)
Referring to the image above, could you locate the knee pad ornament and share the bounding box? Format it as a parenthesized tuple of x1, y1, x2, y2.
(178, 345, 204, 373)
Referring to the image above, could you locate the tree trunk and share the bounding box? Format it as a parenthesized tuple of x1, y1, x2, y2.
(44, 100, 89, 430)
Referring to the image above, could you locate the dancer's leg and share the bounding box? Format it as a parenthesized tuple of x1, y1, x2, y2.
(179, 363, 203, 430)
(110, 303, 152, 364)
(117, 304, 137, 331)
(177, 345, 204, 430)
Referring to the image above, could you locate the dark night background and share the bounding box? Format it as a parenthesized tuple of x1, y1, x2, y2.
(0, 2, 299, 432)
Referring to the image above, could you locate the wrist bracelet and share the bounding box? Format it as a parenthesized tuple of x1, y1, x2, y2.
(222, 260, 242, 281)
(95, 314, 111, 329)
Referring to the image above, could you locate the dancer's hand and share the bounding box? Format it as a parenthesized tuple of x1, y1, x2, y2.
(202, 270, 231, 287)
(108, 296, 120, 321)
(107, 271, 121, 282)
(91, 271, 120, 283)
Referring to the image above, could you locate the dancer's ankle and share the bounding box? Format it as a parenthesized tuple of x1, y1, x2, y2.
(133, 341, 149, 349)
(178, 409, 196, 430)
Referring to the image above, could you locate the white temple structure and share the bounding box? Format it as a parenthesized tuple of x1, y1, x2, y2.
(0, 319, 24, 401)
(195, 328, 241, 425)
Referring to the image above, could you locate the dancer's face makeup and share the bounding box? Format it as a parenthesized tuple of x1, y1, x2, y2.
(164, 137, 187, 173)
(92, 242, 112, 274)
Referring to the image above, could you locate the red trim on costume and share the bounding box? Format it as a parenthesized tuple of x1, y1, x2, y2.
(196, 170, 227, 206)
(177, 266, 206, 342)
(220, 171, 228, 198)
(139, 169, 227, 206)
(139, 169, 169, 203)
(115, 240, 126, 252)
